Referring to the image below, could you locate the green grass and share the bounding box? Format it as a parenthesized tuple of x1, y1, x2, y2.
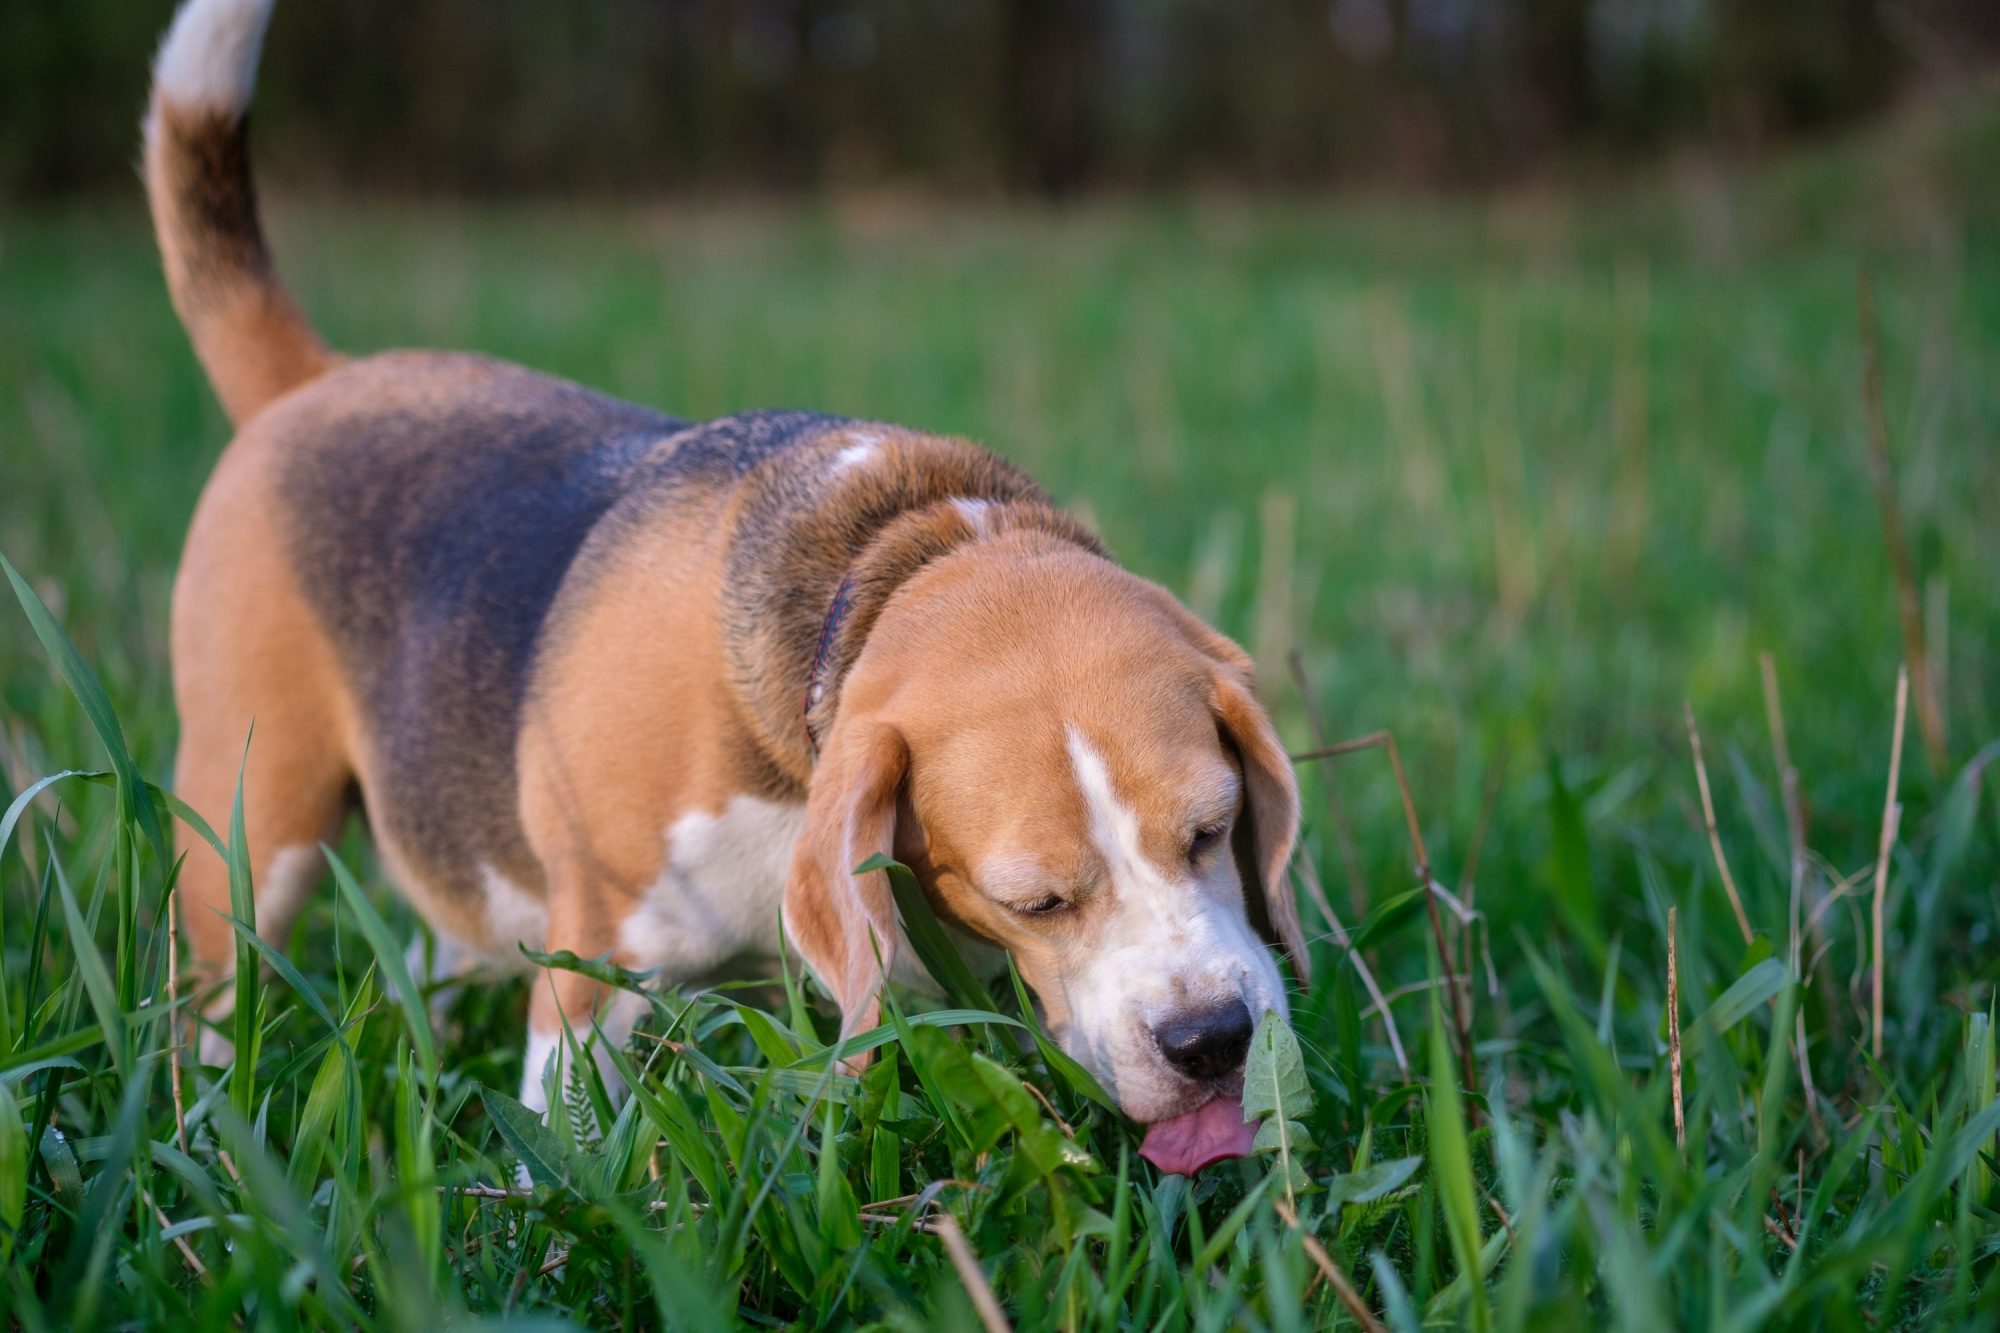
(3, 93, 2000, 1327)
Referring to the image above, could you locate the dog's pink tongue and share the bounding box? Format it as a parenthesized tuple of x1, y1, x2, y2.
(1139, 1095, 1256, 1176)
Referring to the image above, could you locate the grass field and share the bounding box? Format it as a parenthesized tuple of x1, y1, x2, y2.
(3, 92, 2000, 1328)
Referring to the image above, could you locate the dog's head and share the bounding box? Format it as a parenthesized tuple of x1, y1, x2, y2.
(783, 528, 1304, 1170)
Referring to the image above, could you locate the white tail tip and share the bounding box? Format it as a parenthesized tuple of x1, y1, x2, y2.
(152, 0, 275, 114)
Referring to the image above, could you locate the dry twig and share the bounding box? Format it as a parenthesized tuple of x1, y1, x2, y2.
(1871, 665, 1909, 1062)
(1292, 730, 1478, 1106)
(150, 1194, 208, 1278)
(1684, 702, 1754, 945)
(1018, 1078, 1074, 1138)
(1276, 1194, 1385, 1333)
(1760, 653, 1812, 971)
(1295, 860, 1410, 1078)
(933, 1211, 1012, 1333)
(1856, 268, 1936, 768)
(1856, 271, 1946, 776)
(1759, 655, 1827, 1141)
(1667, 905, 1685, 1153)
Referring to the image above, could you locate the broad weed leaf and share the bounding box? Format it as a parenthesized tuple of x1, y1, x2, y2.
(1242, 1009, 1312, 1123)
(480, 1085, 575, 1189)
(1243, 1010, 1315, 1196)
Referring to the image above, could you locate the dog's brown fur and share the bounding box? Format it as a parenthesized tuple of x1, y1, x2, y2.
(148, 0, 1305, 1124)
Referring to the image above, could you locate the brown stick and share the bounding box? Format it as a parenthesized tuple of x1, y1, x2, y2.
(1276, 1195, 1386, 1333)
(1857, 272, 1947, 776)
(1759, 654, 1827, 1141)
(150, 1194, 208, 1278)
(933, 1212, 1012, 1333)
(1871, 665, 1909, 1062)
(1293, 730, 1477, 1099)
(1290, 731, 1395, 764)
(1759, 654, 1815, 971)
(1684, 702, 1755, 946)
(1287, 650, 1370, 919)
(1667, 905, 1684, 1153)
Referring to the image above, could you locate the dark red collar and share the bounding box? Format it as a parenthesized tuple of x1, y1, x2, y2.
(802, 572, 857, 761)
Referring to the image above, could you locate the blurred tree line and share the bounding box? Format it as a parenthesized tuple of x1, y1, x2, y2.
(4, 0, 1996, 200)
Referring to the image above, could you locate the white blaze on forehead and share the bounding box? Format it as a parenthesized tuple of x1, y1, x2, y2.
(1054, 725, 1286, 1121)
(1063, 728, 1242, 895)
(1065, 727, 1163, 898)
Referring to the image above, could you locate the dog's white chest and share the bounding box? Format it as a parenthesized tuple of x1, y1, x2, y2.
(617, 796, 807, 977)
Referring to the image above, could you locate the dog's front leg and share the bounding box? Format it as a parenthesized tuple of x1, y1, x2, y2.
(520, 892, 646, 1137)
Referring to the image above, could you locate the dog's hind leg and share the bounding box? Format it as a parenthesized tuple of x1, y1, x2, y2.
(401, 928, 474, 1027)
(171, 452, 354, 1069)
(174, 720, 351, 1069)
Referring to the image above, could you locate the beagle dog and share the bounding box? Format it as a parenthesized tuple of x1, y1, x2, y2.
(146, 0, 1306, 1176)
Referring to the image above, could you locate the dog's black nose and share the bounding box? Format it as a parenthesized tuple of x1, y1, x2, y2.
(1154, 999, 1254, 1081)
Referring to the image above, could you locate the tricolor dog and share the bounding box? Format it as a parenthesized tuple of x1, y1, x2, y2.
(148, 0, 1307, 1175)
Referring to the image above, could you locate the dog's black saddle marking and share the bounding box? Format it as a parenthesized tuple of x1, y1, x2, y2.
(281, 352, 844, 885)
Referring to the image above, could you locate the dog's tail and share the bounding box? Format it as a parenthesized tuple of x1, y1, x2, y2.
(144, 0, 332, 426)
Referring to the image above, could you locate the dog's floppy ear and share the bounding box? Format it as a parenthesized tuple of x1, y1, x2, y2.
(1211, 663, 1309, 985)
(784, 718, 908, 1050)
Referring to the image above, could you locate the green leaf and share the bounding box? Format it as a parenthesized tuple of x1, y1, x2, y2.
(855, 853, 997, 1013)
(479, 1085, 573, 1189)
(288, 1041, 349, 1192)
(1322, 1154, 1423, 1214)
(38, 1124, 84, 1213)
(1007, 955, 1118, 1113)
(0, 1078, 25, 1258)
(50, 854, 126, 1078)
(1350, 886, 1429, 952)
(1241, 1008, 1312, 1123)
(1426, 988, 1489, 1332)
(1188, 1175, 1273, 1274)
(1682, 958, 1791, 1060)
(969, 1052, 1099, 1177)
(596, 1037, 725, 1204)
(1, 553, 166, 862)
(1242, 1009, 1315, 1199)
(1250, 1117, 1311, 1154)
(222, 914, 347, 1043)
(519, 945, 657, 994)
(0, 770, 107, 867)
(225, 737, 258, 1122)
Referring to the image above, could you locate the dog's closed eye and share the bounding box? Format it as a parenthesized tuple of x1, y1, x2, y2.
(1014, 893, 1070, 916)
(1187, 824, 1228, 862)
